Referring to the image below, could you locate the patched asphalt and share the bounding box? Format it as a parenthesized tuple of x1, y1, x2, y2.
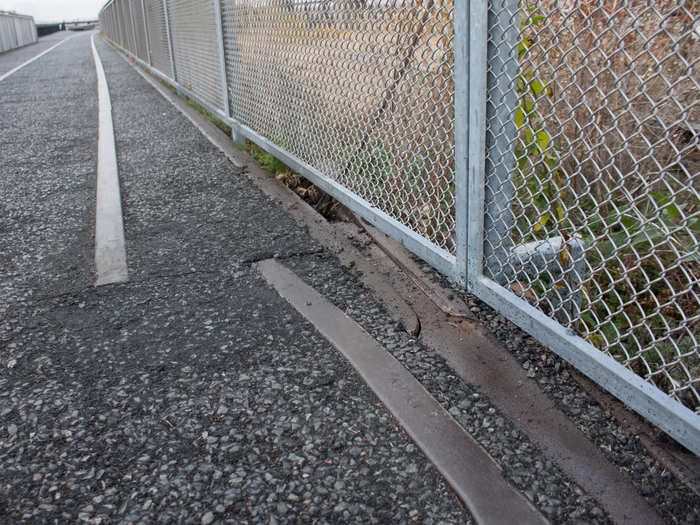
(0, 34, 471, 524)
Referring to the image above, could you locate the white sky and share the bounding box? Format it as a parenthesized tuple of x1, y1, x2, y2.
(0, 1, 102, 24)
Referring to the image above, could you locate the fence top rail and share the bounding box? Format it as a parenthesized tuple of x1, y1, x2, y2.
(99, 0, 117, 16)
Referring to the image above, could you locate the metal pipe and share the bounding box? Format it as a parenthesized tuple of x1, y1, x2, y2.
(141, 0, 152, 66)
(162, 0, 176, 80)
(212, 0, 230, 118)
(466, 0, 489, 290)
(483, 0, 519, 284)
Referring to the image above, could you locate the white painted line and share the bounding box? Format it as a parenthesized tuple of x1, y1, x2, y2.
(0, 34, 78, 83)
(91, 34, 128, 286)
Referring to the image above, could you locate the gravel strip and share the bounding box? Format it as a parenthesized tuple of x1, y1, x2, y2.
(283, 252, 700, 524)
(412, 256, 700, 523)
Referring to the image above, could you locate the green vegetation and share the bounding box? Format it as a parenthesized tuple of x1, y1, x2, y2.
(515, 7, 699, 405)
(245, 140, 290, 175)
(185, 98, 231, 136)
(158, 77, 177, 93)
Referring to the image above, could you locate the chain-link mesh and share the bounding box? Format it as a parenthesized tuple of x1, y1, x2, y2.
(128, 0, 149, 63)
(221, 0, 456, 253)
(99, 0, 699, 433)
(118, 0, 137, 54)
(143, 0, 172, 75)
(113, 0, 128, 49)
(484, 0, 699, 412)
(167, 0, 225, 110)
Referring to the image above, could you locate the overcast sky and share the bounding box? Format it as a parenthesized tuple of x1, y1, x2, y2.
(0, 1, 102, 23)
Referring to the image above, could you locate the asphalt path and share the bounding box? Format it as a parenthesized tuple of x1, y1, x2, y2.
(0, 31, 75, 79)
(0, 32, 97, 319)
(0, 32, 471, 524)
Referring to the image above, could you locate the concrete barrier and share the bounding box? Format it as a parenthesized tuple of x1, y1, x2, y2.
(0, 11, 38, 53)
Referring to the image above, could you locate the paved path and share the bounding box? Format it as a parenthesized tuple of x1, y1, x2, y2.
(0, 33, 469, 524)
(0, 31, 74, 79)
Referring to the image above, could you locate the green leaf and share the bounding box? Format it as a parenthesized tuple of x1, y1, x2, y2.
(515, 108, 525, 128)
(535, 193, 549, 210)
(649, 190, 681, 220)
(530, 80, 546, 96)
(649, 191, 668, 205)
(581, 312, 594, 324)
(534, 213, 550, 232)
(525, 129, 534, 145)
(619, 215, 637, 230)
(665, 203, 680, 220)
(598, 240, 615, 259)
(536, 130, 550, 150)
(519, 38, 531, 58)
(544, 151, 559, 170)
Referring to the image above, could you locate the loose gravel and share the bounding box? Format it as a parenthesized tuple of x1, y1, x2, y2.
(1, 273, 468, 524)
(283, 252, 700, 524)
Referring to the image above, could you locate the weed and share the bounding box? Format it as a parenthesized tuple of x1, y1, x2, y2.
(185, 98, 231, 136)
(159, 78, 177, 94)
(245, 140, 289, 176)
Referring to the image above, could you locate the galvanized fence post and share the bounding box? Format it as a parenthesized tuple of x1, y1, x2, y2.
(140, 0, 152, 66)
(452, 0, 469, 286)
(162, 0, 176, 80)
(483, 0, 519, 284)
(127, 0, 139, 54)
(466, 0, 489, 291)
(212, 0, 230, 119)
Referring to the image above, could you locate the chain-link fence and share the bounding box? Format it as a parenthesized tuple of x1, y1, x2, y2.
(99, 0, 700, 452)
(473, 0, 698, 445)
(0, 11, 38, 53)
